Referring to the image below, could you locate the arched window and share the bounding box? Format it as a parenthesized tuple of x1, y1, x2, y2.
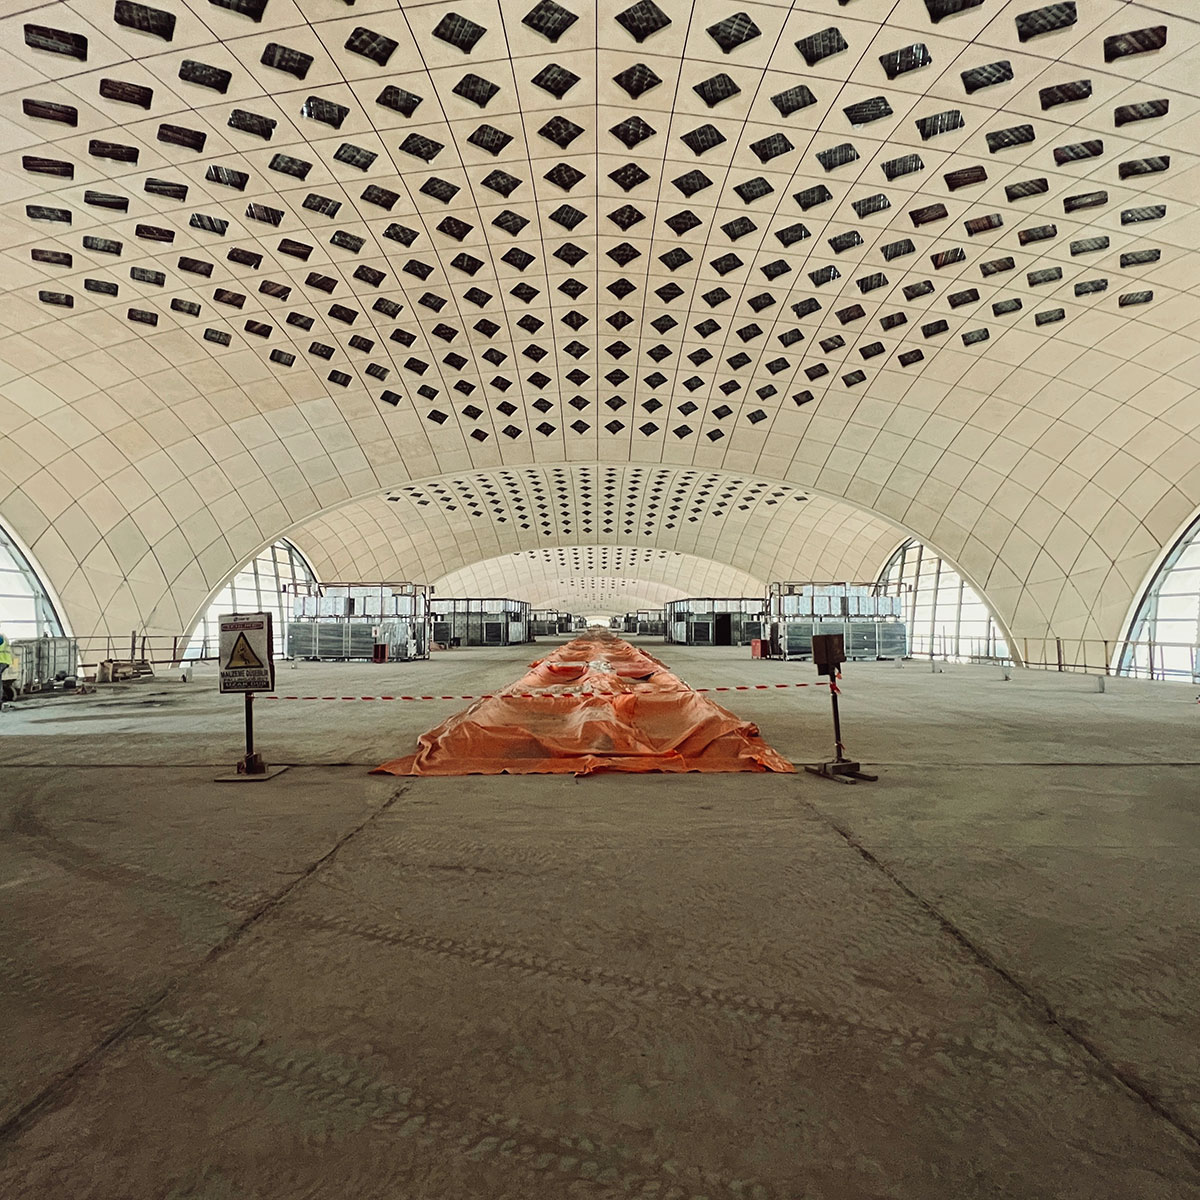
(878, 538, 1008, 661)
(1118, 513, 1200, 681)
(0, 520, 65, 639)
(184, 539, 317, 659)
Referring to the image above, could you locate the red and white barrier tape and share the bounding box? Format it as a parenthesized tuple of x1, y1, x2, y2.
(257, 682, 831, 702)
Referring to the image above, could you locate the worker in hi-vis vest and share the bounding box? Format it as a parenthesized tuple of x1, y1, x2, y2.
(0, 630, 13, 710)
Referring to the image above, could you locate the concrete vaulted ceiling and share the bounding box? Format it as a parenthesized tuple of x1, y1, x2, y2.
(0, 0, 1197, 648)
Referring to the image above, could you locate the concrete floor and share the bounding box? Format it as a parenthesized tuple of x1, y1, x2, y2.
(1, 640, 1198, 1198)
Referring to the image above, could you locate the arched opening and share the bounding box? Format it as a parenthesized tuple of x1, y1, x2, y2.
(0, 519, 66, 639)
(877, 538, 1011, 663)
(183, 539, 318, 660)
(1117, 511, 1200, 682)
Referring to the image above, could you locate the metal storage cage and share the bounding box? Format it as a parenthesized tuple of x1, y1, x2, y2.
(7, 636, 79, 694)
(764, 581, 909, 661)
(284, 582, 432, 661)
(429, 598, 533, 647)
(530, 609, 574, 637)
(663, 598, 766, 646)
(621, 609, 666, 637)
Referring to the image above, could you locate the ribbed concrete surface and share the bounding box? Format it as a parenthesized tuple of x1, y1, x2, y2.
(1, 642, 1197, 1198)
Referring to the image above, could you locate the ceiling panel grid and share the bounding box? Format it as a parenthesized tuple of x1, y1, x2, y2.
(0, 0, 1196, 650)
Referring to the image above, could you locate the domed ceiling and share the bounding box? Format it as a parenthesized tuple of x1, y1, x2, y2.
(0, 0, 1196, 652)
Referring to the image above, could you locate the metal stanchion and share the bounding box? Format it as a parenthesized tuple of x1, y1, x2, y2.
(804, 634, 877, 784)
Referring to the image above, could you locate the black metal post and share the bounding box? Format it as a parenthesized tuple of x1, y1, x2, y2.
(245, 692, 254, 758)
(830, 686, 845, 762)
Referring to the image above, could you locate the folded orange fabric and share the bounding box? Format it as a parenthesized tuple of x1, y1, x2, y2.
(372, 632, 794, 777)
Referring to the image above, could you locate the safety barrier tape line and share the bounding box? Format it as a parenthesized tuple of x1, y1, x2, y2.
(257, 682, 831, 702)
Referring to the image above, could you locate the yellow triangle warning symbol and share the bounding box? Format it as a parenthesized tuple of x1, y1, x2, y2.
(225, 632, 264, 670)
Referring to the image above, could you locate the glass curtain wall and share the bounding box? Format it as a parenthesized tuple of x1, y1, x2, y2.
(0, 521, 65, 639)
(184, 539, 317, 659)
(877, 539, 1009, 661)
(1118, 513, 1200, 682)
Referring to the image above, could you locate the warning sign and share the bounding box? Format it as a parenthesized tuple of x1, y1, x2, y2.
(218, 613, 274, 694)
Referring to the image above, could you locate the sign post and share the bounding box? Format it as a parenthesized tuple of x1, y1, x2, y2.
(804, 633, 877, 784)
(217, 612, 285, 781)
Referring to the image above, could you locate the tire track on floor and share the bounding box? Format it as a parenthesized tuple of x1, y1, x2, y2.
(0, 785, 410, 1146)
(806, 801, 1200, 1155)
(8, 798, 267, 912)
(285, 910, 1101, 1084)
(141, 1015, 771, 1200)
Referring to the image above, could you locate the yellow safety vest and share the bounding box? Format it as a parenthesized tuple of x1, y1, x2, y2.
(0, 637, 12, 668)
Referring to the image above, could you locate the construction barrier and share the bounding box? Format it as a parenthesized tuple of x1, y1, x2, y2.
(258, 681, 826, 702)
(370, 632, 795, 777)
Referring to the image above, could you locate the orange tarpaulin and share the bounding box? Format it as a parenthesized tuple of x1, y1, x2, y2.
(372, 632, 795, 777)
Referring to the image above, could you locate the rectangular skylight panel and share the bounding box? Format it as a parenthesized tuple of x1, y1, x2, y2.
(794, 185, 833, 210)
(32, 248, 73, 266)
(1039, 79, 1091, 109)
(852, 193, 891, 218)
(190, 213, 229, 235)
(880, 44, 932, 79)
(23, 99, 78, 125)
(25, 24, 88, 60)
(1005, 177, 1049, 201)
(964, 213, 1003, 235)
(961, 61, 1012, 93)
(90, 139, 139, 163)
(179, 60, 231, 92)
(1104, 27, 1166, 62)
(882, 154, 924, 181)
(1121, 205, 1166, 224)
(227, 247, 262, 268)
(205, 165, 248, 190)
(261, 43, 312, 79)
(1120, 248, 1160, 267)
(145, 177, 187, 200)
(377, 85, 423, 118)
(229, 110, 276, 139)
(23, 157, 73, 178)
(246, 203, 284, 226)
(115, 2, 176, 40)
(914, 110, 964, 140)
(1114, 99, 1169, 126)
(344, 27, 398, 67)
(945, 166, 987, 191)
(930, 247, 966, 268)
(209, 0, 268, 18)
(334, 144, 378, 171)
(269, 153, 312, 180)
(1063, 190, 1107, 213)
(987, 125, 1035, 153)
(100, 79, 153, 108)
(1015, 4, 1077, 43)
(158, 124, 206, 152)
(84, 190, 128, 212)
(795, 27, 848, 67)
(910, 202, 948, 227)
(301, 96, 349, 129)
(1018, 223, 1057, 244)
